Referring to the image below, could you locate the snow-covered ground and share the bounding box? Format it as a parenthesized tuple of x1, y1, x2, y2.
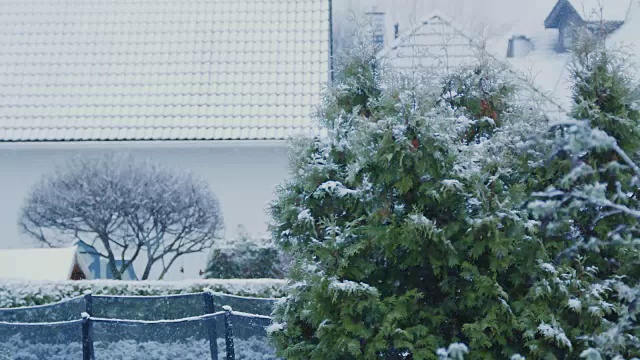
(0, 282, 281, 359)
(0, 336, 276, 360)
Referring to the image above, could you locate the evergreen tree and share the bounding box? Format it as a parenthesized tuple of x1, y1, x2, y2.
(268, 33, 640, 359)
(524, 34, 640, 358)
(440, 64, 514, 143)
(268, 43, 543, 358)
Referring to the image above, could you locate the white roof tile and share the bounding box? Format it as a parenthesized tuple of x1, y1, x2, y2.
(0, 0, 330, 141)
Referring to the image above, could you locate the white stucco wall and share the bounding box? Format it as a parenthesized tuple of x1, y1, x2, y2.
(0, 141, 291, 280)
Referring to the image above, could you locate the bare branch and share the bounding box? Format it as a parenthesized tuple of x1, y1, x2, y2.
(19, 152, 224, 280)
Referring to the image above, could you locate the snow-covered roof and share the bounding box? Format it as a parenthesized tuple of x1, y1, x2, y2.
(486, 23, 574, 113)
(609, 0, 640, 66)
(546, 0, 631, 28)
(0, 246, 90, 281)
(501, 32, 574, 113)
(0, 0, 330, 142)
(379, 13, 568, 119)
(567, 0, 631, 22)
(488, 0, 638, 114)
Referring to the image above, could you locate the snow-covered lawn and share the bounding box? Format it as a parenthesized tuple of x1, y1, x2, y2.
(0, 283, 282, 359)
(0, 336, 276, 360)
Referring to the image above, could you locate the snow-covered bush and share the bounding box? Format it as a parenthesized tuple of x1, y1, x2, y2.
(440, 62, 516, 143)
(436, 343, 469, 360)
(267, 38, 551, 358)
(206, 226, 290, 279)
(0, 279, 285, 308)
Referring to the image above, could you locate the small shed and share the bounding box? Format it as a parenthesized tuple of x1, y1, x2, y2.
(0, 246, 91, 281)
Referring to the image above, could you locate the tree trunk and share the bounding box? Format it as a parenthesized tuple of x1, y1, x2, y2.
(107, 255, 122, 280)
(158, 266, 170, 280)
(100, 234, 122, 280)
(157, 254, 180, 280)
(141, 260, 154, 280)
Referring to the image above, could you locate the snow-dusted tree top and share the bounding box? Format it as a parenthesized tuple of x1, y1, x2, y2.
(20, 152, 224, 280)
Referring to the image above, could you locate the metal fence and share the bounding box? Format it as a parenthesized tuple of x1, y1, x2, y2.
(0, 291, 279, 360)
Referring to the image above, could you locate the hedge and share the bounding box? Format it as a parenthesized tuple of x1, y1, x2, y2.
(0, 279, 286, 308)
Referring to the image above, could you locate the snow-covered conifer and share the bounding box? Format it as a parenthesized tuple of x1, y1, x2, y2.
(524, 33, 640, 358)
(269, 38, 546, 358)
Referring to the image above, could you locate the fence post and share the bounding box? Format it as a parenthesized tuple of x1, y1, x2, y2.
(84, 291, 93, 317)
(203, 289, 219, 360)
(223, 306, 235, 360)
(81, 312, 94, 360)
(83, 291, 94, 360)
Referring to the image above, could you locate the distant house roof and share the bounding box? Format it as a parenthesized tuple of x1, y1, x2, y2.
(0, 0, 330, 142)
(568, 0, 631, 21)
(0, 246, 90, 281)
(379, 14, 568, 119)
(545, 0, 631, 28)
(501, 30, 574, 112)
(379, 14, 478, 72)
(486, 0, 637, 115)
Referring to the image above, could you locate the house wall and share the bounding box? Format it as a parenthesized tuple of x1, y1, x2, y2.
(0, 141, 290, 280)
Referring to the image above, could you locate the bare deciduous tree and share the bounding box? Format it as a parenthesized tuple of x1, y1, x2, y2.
(20, 153, 224, 280)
